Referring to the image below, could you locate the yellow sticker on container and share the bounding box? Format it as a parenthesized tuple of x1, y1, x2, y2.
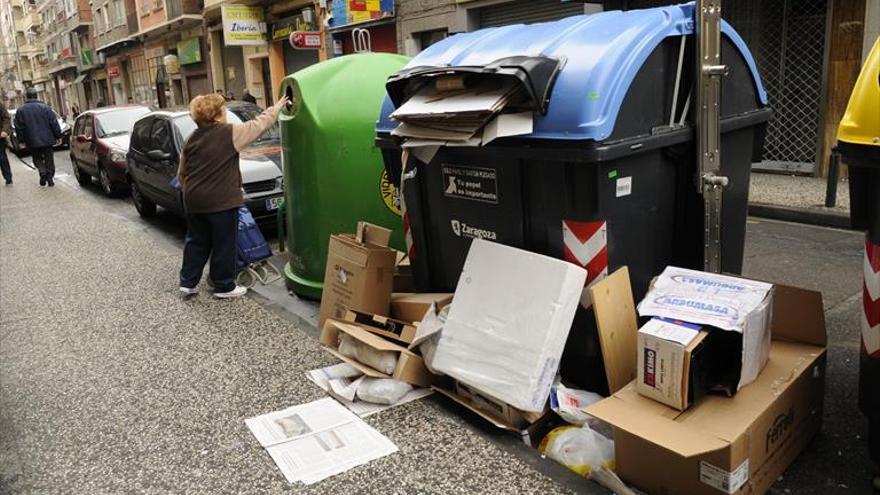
(380, 170, 402, 216)
(366, 0, 380, 11)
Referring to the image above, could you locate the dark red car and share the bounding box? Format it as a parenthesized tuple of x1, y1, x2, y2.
(70, 106, 151, 196)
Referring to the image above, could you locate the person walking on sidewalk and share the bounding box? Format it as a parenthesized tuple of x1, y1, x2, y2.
(177, 93, 289, 299)
(0, 98, 13, 185)
(14, 87, 61, 187)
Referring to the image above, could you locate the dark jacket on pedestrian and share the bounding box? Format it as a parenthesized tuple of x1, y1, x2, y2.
(0, 102, 11, 144)
(14, 97, 61, 149)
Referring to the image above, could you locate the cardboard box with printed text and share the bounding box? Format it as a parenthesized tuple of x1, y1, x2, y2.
(318, 222, 397, 327)
(587, 283, 826, 495)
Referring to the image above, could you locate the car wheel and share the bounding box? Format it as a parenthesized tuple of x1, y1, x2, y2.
(130, 178, 156, 218)
(72, 159, 91, 186)
(98, 166, 122, 197)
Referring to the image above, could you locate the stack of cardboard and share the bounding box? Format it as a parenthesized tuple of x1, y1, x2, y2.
(318, 221, 454, 393)
(585, 267, 827, 495)
(389, 77, 534, 150)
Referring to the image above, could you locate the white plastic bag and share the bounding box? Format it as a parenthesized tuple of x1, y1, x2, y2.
(415, 304, 450, 375)
(338, 334, 398, 375)
(550, 380, 604, 426)
(356, 377, 413, 405)
(538, 424, 614, 477)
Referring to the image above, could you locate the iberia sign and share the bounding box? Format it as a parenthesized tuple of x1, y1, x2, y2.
(221, 5, 266, 46)
(289, 31, 322, 50)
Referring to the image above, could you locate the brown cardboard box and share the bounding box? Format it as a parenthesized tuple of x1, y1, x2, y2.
(433, 380, 551, 443)
(318, 222, 397, 326)
(343, 309, 418, 345)
(389, 293, 454, 323)
(320, 319, 435, 387)
(587, 284, 826, 495)
(636, 319, 711, 411)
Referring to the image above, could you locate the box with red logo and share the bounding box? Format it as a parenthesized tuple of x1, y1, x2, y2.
(636, 318, 711, 410)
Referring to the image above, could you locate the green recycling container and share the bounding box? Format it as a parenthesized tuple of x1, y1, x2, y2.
(279, 53, 409, 299)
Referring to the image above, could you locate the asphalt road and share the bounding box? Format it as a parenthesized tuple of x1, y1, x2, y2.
(0, 151, 872, 494)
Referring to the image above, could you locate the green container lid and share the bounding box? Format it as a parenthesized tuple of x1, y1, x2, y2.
(279, 53, 410, 299)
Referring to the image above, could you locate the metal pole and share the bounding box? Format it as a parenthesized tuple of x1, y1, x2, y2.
(825, 147, 840, 208)
(695, 0, 728, 273)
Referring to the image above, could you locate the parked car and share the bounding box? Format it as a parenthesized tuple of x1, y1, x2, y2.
(127, 102, 283, 222)
(8, 108, 72, 155)
(69, 105, 151, 196)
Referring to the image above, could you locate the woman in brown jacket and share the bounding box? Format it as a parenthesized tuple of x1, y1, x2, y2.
(177, 93, 289, 298)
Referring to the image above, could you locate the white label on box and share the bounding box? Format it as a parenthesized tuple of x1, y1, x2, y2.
(640, 318, 700, 346)
(700, 459, 749, 494)
(616, 176, 632, 197)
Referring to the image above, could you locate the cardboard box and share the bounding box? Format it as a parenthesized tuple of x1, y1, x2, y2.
(587, 284, 827, 495)
(637, 266, 774, 394)
(433, 381, 553, 446)
(343, 309, 418, 345)
(636, 318, 711, 410)
(320, 319, 435, 387)
(393, 252, 415, 293)
(389, 292, 454, 323)
(431, 240, 586, 412)
(318, 222, 397, 326)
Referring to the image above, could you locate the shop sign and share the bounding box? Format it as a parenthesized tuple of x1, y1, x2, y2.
(221, 5, 266, 46)
(107, 65, 120, 78)
(270, 14, 316, 42)
(330, 0, 394, 28)
(164, 54, 180, 74)
(60, 47, 72, 58)
(289, 31, 322, 50)
(177, 37, 202, 65)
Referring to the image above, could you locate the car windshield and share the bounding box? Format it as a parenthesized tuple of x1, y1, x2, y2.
(96, 108, 151, 137)
(228, 106, 280, 142)
(173, 108, 279, 143)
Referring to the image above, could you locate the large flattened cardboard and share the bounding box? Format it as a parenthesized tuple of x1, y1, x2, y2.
(587, 284, 827, 495)
(430, 240, 587, 412)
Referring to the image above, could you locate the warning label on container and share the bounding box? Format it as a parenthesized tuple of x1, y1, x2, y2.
(442, 164, 499, 204)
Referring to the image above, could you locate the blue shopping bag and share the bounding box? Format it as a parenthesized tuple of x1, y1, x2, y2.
(237, 206, 273, 270)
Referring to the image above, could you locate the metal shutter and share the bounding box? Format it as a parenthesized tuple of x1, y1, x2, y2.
(478, 0, 585, 28)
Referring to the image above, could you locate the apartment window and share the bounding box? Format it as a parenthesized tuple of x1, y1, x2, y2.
(95, 8, 102, 30)
(153, 0, 163, 10)
(113, 0, 123, 24)
(140, 0, 149, 15)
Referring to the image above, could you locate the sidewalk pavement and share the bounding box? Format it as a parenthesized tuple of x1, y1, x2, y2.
(0, 158, 589, 494)
(749, 172, 851, 228)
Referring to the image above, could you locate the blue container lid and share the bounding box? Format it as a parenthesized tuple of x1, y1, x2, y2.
(377, 2, 767, 142)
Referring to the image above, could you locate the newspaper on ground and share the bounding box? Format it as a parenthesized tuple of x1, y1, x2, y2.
(245, 397, 398, 485)
(308, 363, 433, 417)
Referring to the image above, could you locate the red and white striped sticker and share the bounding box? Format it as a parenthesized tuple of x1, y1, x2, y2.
(562, 220, 608, 289)
(864, 237, 880, 358)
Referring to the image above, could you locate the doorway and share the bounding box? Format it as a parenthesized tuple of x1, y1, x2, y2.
(261, 57, 273, 106)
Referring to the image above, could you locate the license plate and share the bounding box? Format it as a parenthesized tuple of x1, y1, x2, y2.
(265, 197, 282, 211)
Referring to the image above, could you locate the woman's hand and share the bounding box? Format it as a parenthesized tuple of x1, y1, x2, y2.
(271, 96, 291, 114)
